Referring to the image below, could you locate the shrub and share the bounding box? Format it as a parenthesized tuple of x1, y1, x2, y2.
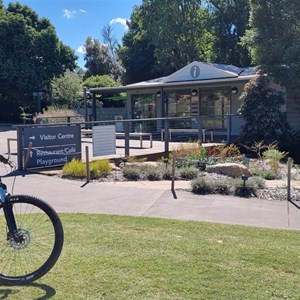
(162, 167, 173, 180)
(191, 178, 214, 194)
(90, 159, 112, 178)
(62, 159, 86, 178)
(173, 143, 206, 160)
(249, 176, 265, 189)
(179, 167, 198, 180)
(123, 166, 141, 181)
(262, 148, 287, 175)
(234, 186, 257, 198)
(63, 159, 113, 179)
(234, 179, 257, 198)
(218, 144, 241, 161)
(250, 168, 278, 180)
(145, 166, 162, 181)
(238, 71, 287, 146)
(214, 180, 231, 195)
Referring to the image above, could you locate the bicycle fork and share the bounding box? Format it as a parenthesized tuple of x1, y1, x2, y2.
(0, 180, 18, 241)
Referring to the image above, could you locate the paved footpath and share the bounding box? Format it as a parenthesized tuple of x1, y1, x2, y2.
(1, 170, 300, 231)
(1, 124, 300, 231)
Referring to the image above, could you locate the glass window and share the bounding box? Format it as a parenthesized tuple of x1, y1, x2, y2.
(131, 94, 157, 132)
(165, 90, 192, 128)
(200, 89, 231, 129)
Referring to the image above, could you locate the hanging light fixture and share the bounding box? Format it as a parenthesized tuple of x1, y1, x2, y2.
(191, 89, 198, 96)
(231, 87, 238, 95)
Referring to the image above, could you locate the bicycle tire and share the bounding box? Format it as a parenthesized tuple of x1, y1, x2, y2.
(0, 195, 64, 285)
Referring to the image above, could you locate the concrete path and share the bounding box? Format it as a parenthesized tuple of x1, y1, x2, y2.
(1, 171, 299, 230)
(1, 124, 300, 231)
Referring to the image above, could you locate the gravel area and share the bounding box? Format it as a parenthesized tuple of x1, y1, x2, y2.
(90, 167, 300, 202)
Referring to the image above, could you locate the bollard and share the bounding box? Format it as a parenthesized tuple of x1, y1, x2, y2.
(85, 146, 90, 183)
(171, 151, 176, 191)
(287, 157, 292, 202)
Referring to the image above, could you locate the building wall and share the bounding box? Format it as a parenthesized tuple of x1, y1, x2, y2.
(127, 82, 250, 136)
(286, 88, 300, 131)
(78, 107, 126, 121)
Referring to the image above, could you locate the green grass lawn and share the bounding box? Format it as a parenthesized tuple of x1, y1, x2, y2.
(1, 214, 300, 300)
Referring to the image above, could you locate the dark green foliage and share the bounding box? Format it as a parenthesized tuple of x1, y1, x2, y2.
(0, 3, 77, 121)
(238, 71, 287, 146)
(207, 0, 251, 67)
(141, 0, 214, 76)
(119, 1, 214, 83)
(117, 6, 159, 84)
(84, 37, 112, 79)
(242, 0, 300, 87)
(51, 71, 82, 109)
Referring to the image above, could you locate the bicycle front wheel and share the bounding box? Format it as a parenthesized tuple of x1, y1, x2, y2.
(0, 195, 64, 285)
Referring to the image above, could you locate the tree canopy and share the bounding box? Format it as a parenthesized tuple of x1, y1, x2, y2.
(242, 0, 300, 87)
(140, 0, 214, 75)
(117, 6, 158, 84)
(0, 2, 77, 121)
(51, 71, 83, 109)
(83, 75, 120, 89)
(207, 0, 251, 67)
(84, 25, 123, 82)
(238, 71, 287, 145)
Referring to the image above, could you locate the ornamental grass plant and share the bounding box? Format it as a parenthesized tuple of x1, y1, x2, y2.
(62, 158, 112, 179)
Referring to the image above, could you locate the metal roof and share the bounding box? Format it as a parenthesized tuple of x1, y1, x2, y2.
(88, 61, 257, 94)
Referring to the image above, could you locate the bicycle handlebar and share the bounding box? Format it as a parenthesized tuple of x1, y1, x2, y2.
(0, 154, 14, 168)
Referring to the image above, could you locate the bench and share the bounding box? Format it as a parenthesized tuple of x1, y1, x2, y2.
(7, 138, 17, 155)
(161, 128, 214, 142)
(81, 129, 152, 148)
(116, 132, 152, 148)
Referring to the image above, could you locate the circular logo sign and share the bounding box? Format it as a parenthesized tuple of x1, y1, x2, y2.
(190, 65, 200, 78)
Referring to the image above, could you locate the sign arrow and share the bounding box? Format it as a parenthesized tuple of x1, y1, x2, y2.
(29, 136, 36, 140)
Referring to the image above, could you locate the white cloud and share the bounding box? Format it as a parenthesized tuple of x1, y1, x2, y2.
(76, 46, 86, 54)
(63, 9, 76, 19)
(110, 17, 128, 30)
(63, 9, 87, 19)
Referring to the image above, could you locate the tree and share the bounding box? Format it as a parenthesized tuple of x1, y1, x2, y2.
(83, 37, 112, 79)
(0, 2, 77, 122)
(83, 75, 124, 108)
(83, 75, 120, 89)
(140, 0, 214, 75)
(51, 71, 83, 109)
(117, 6, 159, 84)
(207, 0, 251, 67)
(242, 0, 300, 87)
(101, 24, 124, 82)
(238, 71, 287, 145)
(84, 25, 124, 82)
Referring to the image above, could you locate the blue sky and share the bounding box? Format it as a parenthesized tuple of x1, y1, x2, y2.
(3, 0, 142, 68)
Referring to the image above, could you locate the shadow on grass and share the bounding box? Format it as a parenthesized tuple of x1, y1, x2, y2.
(0, 282, 56, 299)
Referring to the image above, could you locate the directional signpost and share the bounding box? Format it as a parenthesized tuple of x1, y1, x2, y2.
(23, 125, 81, 169)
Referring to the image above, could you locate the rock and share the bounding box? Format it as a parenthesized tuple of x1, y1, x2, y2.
(206, 163, 252, 178)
